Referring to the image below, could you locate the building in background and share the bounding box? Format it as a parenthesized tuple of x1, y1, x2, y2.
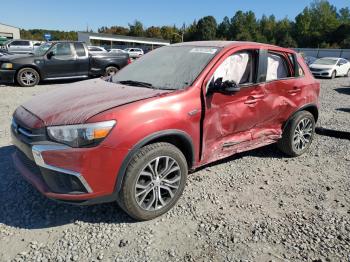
(0, 23, 20, 44)
(78, 32, 170, 52)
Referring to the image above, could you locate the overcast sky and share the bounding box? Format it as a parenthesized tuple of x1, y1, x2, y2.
(1, 0, 349, 31)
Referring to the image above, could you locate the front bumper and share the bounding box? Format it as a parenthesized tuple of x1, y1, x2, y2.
(310, 69, 332, 77)
(0, 69, 16, 84)
(11, 117, 128, 204)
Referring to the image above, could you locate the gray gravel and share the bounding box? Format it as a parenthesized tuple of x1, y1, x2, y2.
(0, 77, 349, 261)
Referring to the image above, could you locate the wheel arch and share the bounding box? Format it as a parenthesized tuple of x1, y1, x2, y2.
(16, 65, 42, 79)
(105, 64, 120, 70)
(283, 104, 319, 132)
(114, 130, 195, 193)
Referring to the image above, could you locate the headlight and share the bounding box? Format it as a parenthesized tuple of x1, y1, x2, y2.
(1, 63, 13, 69)
(47, 120, 116, 148)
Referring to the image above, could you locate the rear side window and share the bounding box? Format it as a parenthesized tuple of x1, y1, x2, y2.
(52, 43, 74, 56)
(266, 52, 291, 81)
(74, 43, 86, 57)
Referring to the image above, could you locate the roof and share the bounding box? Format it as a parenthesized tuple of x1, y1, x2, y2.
(0, 22, 20, 29)
(172, 41, 294, 52)
(78, 32, 170, 45)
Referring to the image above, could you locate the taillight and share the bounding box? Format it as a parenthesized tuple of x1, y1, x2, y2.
(127, 58, 132, 64)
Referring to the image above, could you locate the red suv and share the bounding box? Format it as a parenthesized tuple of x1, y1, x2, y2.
(11, 41, 320, 220)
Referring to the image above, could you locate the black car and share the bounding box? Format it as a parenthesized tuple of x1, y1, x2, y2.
(0, 41, 130, 87)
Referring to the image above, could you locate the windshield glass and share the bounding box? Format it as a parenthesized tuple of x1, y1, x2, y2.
(111, 46, 220, 90)
(34, 42, 53, 56)
(313, 58, 337, 65)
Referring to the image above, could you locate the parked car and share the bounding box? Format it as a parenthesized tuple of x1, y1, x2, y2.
(304, 56, 317, 66)
(309, 57, 350, 78)
(88, 46, 108, 54)
(109, 49, 127, 54)
(0, 41, 130, 87)
(0, 49, 10, 56)
(124, 48, 144, 58)
(11, 41, 320, 220)
(2, 39, 42, 54)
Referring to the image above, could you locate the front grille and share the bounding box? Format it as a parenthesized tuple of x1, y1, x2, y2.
(310, 68, 323, 72)
(12, 117, 46, 143)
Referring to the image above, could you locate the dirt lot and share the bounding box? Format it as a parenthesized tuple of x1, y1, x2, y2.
(0, 77, 349, 262)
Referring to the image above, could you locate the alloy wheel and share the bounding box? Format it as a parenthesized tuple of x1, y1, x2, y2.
(135, 156, 181, 211)
(293, 118, 313, 152)
(20, 70, 37, 86)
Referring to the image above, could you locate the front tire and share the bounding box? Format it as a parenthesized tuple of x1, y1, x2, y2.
(16, 68, 40, 87)
(120, 142, 188, 221)
(346, 69, 350, 77)
(278, 111, 315, 157)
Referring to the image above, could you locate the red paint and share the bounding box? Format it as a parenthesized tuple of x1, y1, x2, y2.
(13, 41, 320, 202)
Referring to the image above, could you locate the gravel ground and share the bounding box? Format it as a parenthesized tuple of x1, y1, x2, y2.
(0, 77, 349, 262)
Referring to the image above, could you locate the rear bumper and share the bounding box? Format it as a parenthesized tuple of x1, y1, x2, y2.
(0, 69, 16, 84)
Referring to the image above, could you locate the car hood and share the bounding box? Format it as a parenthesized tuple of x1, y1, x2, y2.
(0, 53, 32, 62)
(309, 64, 335, 70)
(20, 78, 170, 126)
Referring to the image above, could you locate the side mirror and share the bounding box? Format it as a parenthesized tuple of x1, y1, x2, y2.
(47, 51, 55, 59)
(208, 78, 241, 95)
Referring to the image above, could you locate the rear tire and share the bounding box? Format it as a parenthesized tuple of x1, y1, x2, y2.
(346, 69, 350, 77)
(105, 66, 119, 77)
(120, 142, 188, 221)
(278, 111, 315, 157)
(16, 68, 40, 87)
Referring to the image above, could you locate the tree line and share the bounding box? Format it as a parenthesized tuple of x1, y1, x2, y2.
(20, 0, 350, 48)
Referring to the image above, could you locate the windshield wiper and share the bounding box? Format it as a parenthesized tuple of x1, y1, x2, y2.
(117, 80, 154, 89)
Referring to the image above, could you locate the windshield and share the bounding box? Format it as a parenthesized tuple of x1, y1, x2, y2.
(111, 46, 220, 90)
(34, 42, 53, 56)
(313, 58, 338, 65)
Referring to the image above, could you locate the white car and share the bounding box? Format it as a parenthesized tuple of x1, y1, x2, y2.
(309, 57, 350, 78)
(88, 46, 108, 55)
(109, 49, 126, 54)
(124, 48, 144, 58)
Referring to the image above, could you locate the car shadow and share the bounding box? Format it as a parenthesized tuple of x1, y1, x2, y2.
(0, 145, 134, 230)
(335, 86, 350, 95)
(336, 108, 350, 113)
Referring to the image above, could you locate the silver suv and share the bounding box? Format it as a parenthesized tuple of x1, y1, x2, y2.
(3, 40, 42, 54)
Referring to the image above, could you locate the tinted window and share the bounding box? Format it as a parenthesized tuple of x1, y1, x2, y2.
(266, 52, 291, 81)
(20, 41, 30, 46)
(89, 47, 100, 52)
(52, 43, 73, 56)
(74, 43, 86, 57)
(10, 41, 21, 46)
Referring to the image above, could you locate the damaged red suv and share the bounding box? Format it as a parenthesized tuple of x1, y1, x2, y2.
(12, 41, 320, 220)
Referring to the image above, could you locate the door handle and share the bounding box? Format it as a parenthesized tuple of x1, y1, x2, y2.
(244, 97, 258, 105)
(251, 94, 265, 99)
(288, 87, 301, 94)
